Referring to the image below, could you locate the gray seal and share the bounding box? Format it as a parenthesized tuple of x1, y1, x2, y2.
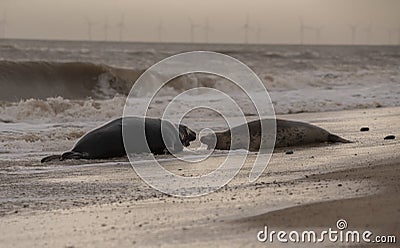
(200, 118, 351, 151)
(41, 117, 196, 163)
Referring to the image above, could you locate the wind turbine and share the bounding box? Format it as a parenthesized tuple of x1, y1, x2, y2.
(242, 13, 252, 44)
(314, 25, 324, 44)
(388, 26, 400, 45)
(188, 17, 200, 43)
(117, 13, 126, 42)
(395, 26, 400, 45)
(203, 18, 213, 43)
(348, 23, 359, 45)
(386, 28, 393, 44)
(298, 16, 312, 45)
(363, 22, 372, 45)
(103, 16, 109, 41)
(256, 21, 267, 44)
(0, 10, 7, 39)
(85, 17, 96, 41)
(156, 19, 165, 43)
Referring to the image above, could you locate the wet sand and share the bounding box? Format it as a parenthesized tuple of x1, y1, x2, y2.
(0, 107, 399, 247)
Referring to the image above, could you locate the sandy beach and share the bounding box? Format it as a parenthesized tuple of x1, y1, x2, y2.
(1, 106, 398, 247)
(1, 1, 400, 246)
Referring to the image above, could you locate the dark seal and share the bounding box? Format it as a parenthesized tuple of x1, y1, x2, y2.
(41, 117, 196, 163)
(200, 118, 351, 151)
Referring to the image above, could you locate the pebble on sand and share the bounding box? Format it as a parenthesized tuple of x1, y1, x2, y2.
(360, 127, 369, 132)
(384, 135, 395, 140)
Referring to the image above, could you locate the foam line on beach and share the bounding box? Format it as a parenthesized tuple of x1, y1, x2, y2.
(0, 152, 240, 175)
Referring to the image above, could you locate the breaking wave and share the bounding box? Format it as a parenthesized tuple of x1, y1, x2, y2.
(0, 60, 241, 101)
(0, 61, 144, 101)
(0, 96, 126, 123)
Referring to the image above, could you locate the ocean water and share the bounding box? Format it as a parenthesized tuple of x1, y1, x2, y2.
(0, 39, 399, 161)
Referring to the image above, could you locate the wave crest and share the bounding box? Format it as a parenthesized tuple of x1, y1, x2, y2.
(0, 61, 144, 101)
(0, 96, 126, 123)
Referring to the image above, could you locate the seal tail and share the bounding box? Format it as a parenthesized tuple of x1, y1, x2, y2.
(41, 154, 62, 163)
(61, 151, 86, 160)
(41, 151, 86, 163)
(328, 134, 353, 143)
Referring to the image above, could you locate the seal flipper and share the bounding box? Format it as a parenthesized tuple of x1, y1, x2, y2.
(41, 155, 62, 163)
(328, 134, 352, 143)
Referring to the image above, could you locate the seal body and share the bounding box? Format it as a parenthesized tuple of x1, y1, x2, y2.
(41, 117, 196, 163)
(200, 118, 351, 151)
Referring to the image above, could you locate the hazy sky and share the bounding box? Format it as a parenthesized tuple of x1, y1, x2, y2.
(0, 0, 399, 44)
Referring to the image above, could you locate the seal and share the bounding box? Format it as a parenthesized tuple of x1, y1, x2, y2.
(200, 118, 351, 151)
(41, 117, 196, 163)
